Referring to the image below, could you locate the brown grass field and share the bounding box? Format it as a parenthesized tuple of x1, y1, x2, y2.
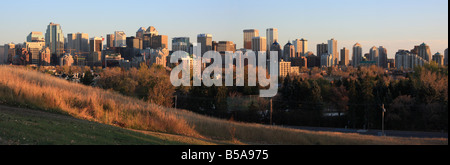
(0, 65, 447, 145)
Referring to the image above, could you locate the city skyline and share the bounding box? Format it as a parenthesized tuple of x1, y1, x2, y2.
(0, 0, 448, 58)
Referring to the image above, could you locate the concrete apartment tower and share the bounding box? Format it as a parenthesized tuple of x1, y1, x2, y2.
(378, 46, 388, 68)
(327, 38, 338, 66)
(413, 43, 432, 62)
(352, 43, 363, 67)
(444, 48, 448, 66)
(432, 52, 444, 66)
(317, 43, 328, 57)
(369, 46, 379, 64)
(340, 47, 349, 66)
(293, 38, 308, 57)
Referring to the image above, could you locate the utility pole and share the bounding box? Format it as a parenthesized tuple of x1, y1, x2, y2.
(382, 104, 386, 136)
(270, 98, 273, 125)
(174, 95, 177, 109)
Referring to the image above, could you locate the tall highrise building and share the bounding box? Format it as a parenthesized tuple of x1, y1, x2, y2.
(352, 43, 363, 67)
(45, 22, 65, 59)
(317, 43, 328, 57)
(340, 47, 349, 66)
(369, 46, 379, 64)
(172, 37, 191, 53)
(106, 34, 115, 49)
(90, 37, 103, 53)
(152, 35, 168, 49)
(252, 36, 267, 52)
(252, 36, 266, 66)
(306, 53, 321, 68)
(217, 41, 236, 64)
(445, 48, 448, 66)
(327, 38, 338, 66)
(146, 26, 159, 36)
(0, 45, 4, 64)
(413, 43, 432, 62)
(126, 36, 143, 49)
(243, 29, 259, 50)
(266, 28, 278, 51)
(300, 38, 308, 56)
(270, 40, 282, 61)
(395, 49, 426, 69)
(197, 34, 213, 56)
(114, 31, 126, 48)
(216, 41, 236, 53)
(321, 53, 333, 68)
(27, 32, 45, 42)
(293, 38, 308, 57)
(143, 26, 159, 49)
(67, 32, 89, 56)
(378, 46, 388, 68)
(88, 37, 103, 66)
(283, 41, 295, 62)
(136, 27, 146, 39)
(432, 52, 444, 66)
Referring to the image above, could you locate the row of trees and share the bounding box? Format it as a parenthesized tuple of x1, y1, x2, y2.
(76, 62, 446, 132)
(276, 63, 447, 131)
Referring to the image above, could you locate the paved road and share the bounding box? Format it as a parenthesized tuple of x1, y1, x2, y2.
(282, 125, 448, 139)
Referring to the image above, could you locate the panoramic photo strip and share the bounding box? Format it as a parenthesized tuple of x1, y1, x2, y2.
(0, 0, 448, 163)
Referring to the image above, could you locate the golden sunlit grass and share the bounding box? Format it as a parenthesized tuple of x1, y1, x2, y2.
(0, 65, 201, 138)
(0, 65, 447, 145)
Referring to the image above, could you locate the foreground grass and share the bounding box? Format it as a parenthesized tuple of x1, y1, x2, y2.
(0, 105, 216, 145)
(0, 65, 447, 145)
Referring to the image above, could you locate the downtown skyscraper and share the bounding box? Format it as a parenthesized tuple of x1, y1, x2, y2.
(114, 31, 127, 48)
(266, 28, 278, 51)
(45, 22, 65, 60)
(67, 32, 89, 57)
(197, 34, 212, 56)
(243, 29, 259, 50)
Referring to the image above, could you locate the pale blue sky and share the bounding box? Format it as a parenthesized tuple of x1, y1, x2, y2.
(0, 0, 448, 58)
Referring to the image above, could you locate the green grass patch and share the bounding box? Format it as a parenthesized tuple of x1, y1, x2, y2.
(0, 105, 215, 145)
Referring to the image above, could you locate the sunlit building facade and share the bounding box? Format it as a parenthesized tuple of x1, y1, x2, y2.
(243, 29, 259, 50)
(45, 22, 65, 59)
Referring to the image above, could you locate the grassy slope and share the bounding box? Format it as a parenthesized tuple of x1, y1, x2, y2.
(0, 105, 216, 145)
(0, 65, 447, 145)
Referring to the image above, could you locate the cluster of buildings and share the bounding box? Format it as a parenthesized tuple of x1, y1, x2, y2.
(394, 43, 447, 69)
(0, 23, 448, 77)
(0, 23, 171, 69)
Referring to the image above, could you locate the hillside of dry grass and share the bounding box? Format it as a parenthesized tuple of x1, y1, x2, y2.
(0, 65, 447, 145)
(0, 105, 216, 145)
